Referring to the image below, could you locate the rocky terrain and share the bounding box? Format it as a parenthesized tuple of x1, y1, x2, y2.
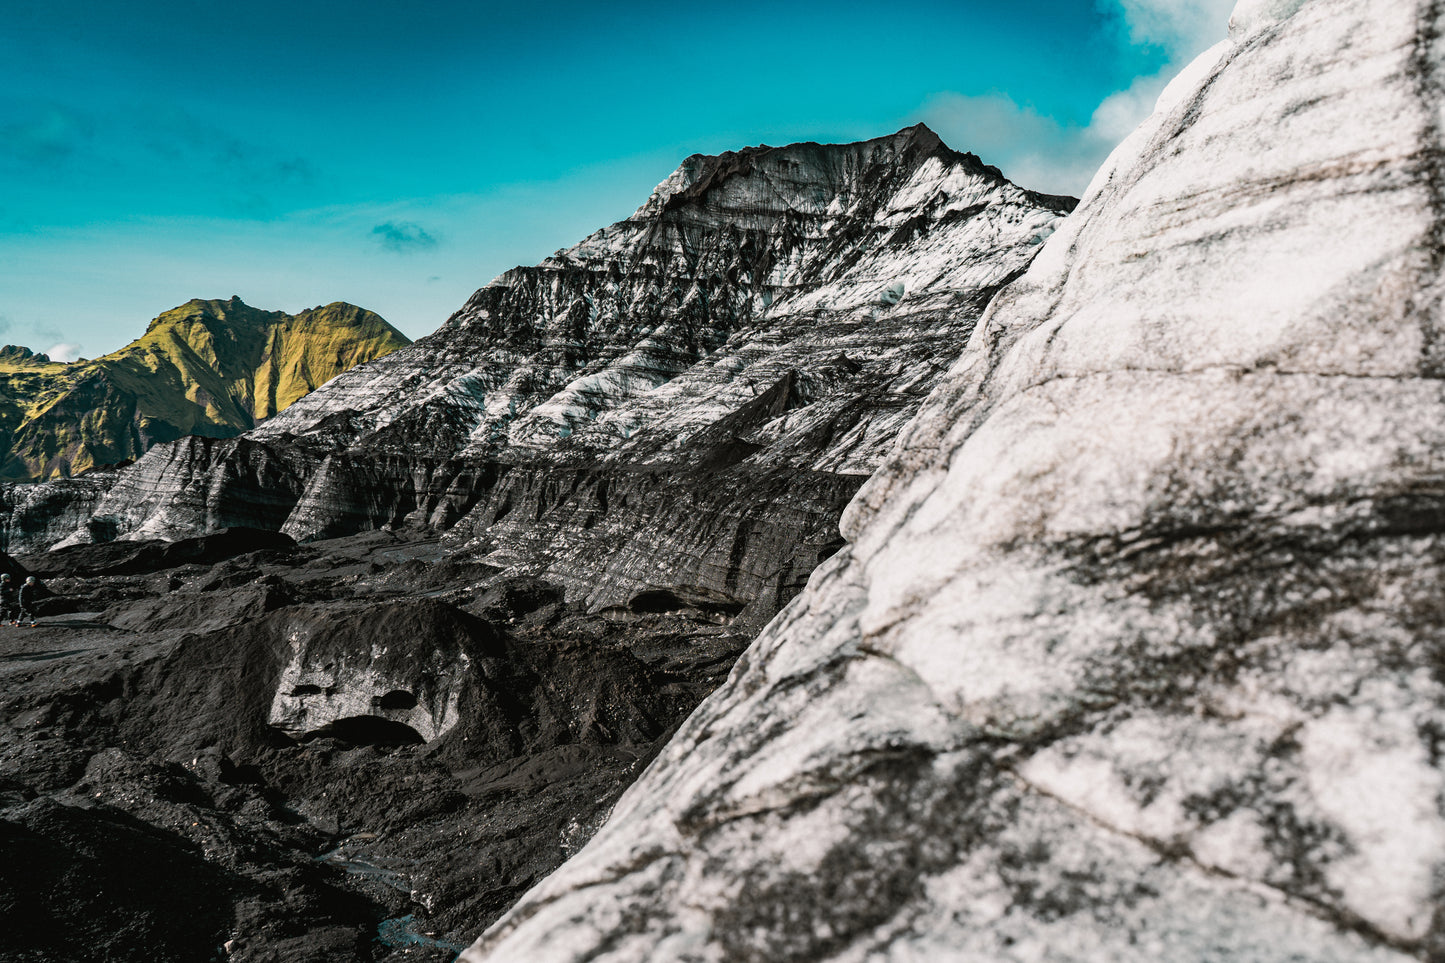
(19, 0, 1438, 955)
(465, 0, 1445, 960)
(0, 128, 1076, 960)
(0, 529, 752, 961)
(0, 298, 409, 482)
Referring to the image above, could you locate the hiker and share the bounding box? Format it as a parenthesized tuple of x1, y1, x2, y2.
(0, 574, 14, 625)
(17, 576, 38, 627)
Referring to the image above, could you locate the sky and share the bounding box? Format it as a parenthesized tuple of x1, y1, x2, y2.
(1, 0, 1235, 361)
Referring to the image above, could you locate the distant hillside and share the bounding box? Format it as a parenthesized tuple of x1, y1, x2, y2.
(0, 297, 410, 480)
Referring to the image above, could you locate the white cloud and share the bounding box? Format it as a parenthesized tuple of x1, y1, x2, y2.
(45, 342, 81, 362)
(919, 92, 1103, 196)
(919, 0, 1235, 197)
(1113, 0, 1235, 57)
(1088, 72, 1170, 146)
(919, 76, 1177, 197)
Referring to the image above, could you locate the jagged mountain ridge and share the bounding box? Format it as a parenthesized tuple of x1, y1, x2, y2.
(9, 125, 1073, 625)
(0, 298, 409, 481)
(255, 123, 1071, 463)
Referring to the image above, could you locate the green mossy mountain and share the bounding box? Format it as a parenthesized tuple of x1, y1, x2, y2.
(0, 297, 410, 480)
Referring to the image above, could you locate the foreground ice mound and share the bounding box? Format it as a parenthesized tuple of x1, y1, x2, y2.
(464, 0, 1445, 959)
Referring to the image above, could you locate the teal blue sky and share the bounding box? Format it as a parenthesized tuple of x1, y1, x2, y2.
(1, 0, 1233, 359)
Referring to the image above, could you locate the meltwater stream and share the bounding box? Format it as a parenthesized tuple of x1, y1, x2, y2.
(318, 841, 469, 958)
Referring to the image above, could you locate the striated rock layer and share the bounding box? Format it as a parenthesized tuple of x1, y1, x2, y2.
(12, 127, 1073, 627)
(466, 1, 1445, 960)
(0, 298, 409, 481)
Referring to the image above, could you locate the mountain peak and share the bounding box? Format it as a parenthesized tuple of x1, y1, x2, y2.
(0, 300, 410, 480)
(891, 121, 944, 151)
(635, 124, 1038, 221)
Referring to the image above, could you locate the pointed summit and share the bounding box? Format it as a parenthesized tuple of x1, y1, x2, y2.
(891, 121, 946, 153)
(634, 125, 1064, 220)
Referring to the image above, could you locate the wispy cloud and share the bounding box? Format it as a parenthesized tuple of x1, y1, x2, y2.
(31, 326, 78, 359)
(139, 106, 318, 216)
(920, 0, 1233, 197)
(1, 103, 96, 167)
(920, 79, 1172, 196)
(0, 313, 84, 359)
(1112, 0, 1236, 56)
(144, 107, 316, 185)
(2, 99, 318, 217)
(372, 220, 439, 253)
(919, 92, 1103, 196)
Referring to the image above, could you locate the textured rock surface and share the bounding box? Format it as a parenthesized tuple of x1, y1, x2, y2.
(0, 468, 116, 554)
(21, 127, 1071, 628)
(0, 532, 754, 961)
(465, 1, 1445, 960)
(0, 298, 408, 482)
(0, 127, 1081, 962)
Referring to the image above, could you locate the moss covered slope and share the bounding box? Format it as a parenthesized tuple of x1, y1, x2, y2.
(0, 297, 409, 480)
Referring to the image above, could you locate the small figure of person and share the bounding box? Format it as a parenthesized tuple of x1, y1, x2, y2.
(17, 576, 39, 627)
(0, 574, 14, 626)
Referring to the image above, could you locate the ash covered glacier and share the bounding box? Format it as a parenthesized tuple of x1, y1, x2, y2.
(5, 125, 1072, 625)
(464, 0, 1445, 960)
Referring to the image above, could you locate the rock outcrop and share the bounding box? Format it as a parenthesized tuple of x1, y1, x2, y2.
(465, 1, 1445, 960)
(0, 298, 409, 481)
(12, 127, 1073, 630)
